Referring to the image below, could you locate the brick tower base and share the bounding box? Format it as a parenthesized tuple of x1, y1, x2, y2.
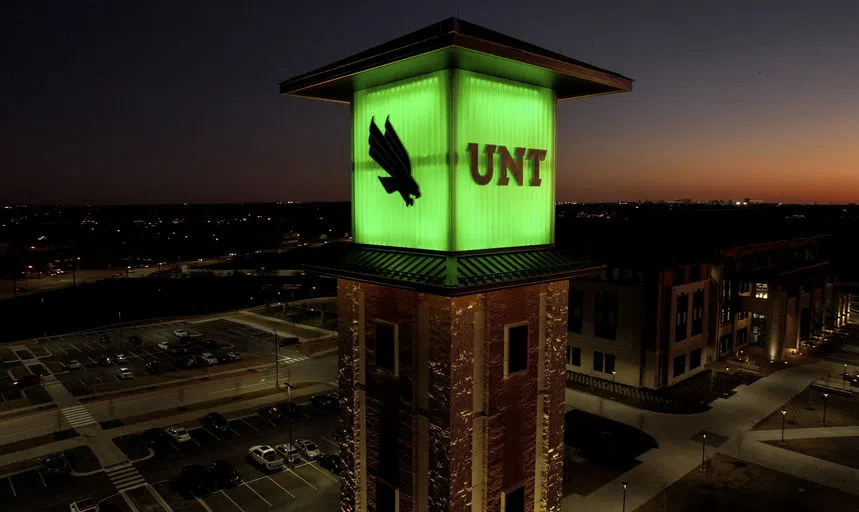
(337, 279, 569, 512)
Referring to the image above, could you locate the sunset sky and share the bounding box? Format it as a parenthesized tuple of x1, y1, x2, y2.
(3, 1, 858, 204)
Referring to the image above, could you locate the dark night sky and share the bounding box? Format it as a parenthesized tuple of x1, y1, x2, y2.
(2, 1, 858, 205)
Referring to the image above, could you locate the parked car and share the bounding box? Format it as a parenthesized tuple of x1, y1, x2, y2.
(114, 353, 128, 363)
(13, 374, 43, 388)
(294, 439, 321, 460)
(176, 355, 200, 370)
(210, 460, 240, 488)
(144, 361, 165, 375)
(274, 443, 302, 465)
(99, 334, 111, 343)
(311, 394, 335, 409)
(141, 428, 170, 448)
(66, 360, 83, 371)
(173, 329, 188, 338)
(248, 445, 284, 471)
(201, 412, 230, 433)
(180, 464, 216, 496)
(99, 356, 113, 367)
(69, 498, 100, 512)
(128, 335, 142, 346)
(167, 344, 189, 356)
(116, 367, 134, 380)
(199, 352, 219, 365)
(165, 426, 191, 443)
(258, 406, 282, 423)
(277, 402, 299, 421)
(157, 341, 170, 350)
(317, 454, 342, 476)
(217, 351, 241, 363)
(40, 453, 71, 475)
(201, 338, 218, 349)
(279, 336, 300, 347)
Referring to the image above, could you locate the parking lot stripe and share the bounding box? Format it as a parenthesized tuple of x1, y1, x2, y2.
(202, 427, 221, 442)
(82, 343, 94, 351)
(195, 496, 215, 512)
(287, 468, 317, 490)
(36, 468, 46, 488)
(242, 481, 272, 507)
(8, 475, 15, 497)
(240, 418, 259, 432)
(265, 475, 295, 498)
(219, 490, 245, 512)
(69, 343, 83, 353)
(56, 345, 68, 355)
(321, 436, 338, 449)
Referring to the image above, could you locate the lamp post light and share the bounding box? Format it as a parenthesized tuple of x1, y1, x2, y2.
(845, 364, 849, 390)
(274, 329, 279, 389)
(780, 409, 787, 445)
(611, 370, 617, 400)
(822, 393, 829, 424)
(622, 481, 628, 512)
(700, 433, 707, 472)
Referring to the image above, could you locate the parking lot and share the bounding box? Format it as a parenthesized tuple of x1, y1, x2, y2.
(126, 399, 340, 512)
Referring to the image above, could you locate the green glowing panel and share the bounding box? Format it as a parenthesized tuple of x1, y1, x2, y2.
(352, 71, 450, 250)
(452, 69, 555, 251)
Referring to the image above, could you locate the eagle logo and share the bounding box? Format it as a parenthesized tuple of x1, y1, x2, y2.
(368, 116, 420, 206)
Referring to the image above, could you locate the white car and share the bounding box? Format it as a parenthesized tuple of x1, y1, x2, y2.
(157, 341, 169, 350)
(165, 427, 191, 443)
(114, 353, 127, 363)
(274, 443, 302, 465)
(173, 329, 188, 338)
(294, 439, 321, 460)
(200, 352, 218, 365)
(116, 367, 134, 380)
(66, 360, 82, 370)
(248, 445, 284, 471)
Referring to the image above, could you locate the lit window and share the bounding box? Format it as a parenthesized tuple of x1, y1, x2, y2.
(755, 283, 768, 299)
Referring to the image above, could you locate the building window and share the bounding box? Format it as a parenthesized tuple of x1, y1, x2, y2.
(755, 283, 768, 299)
(593, 351, 604, 372)
(691, 288, 704, 336)
(675, 292, 689, 342)
(751, 314, 767, 346)
(689, 265, 701, 282)
(719, 334, 731, 354)
(594, 291, 618, 340)
(673, 354, 685, 378)
(605, 354, 616, 374)
(568, 287, 583, 334)
(502, 486, 525, 512)
(720, 279, 732, 323)
(690, 348, 702, 369)
(737, 327, 748, 346)
(375, 321, 398, 376)
(505, 324, 528, 376)
(737, 310, 748, 321)
(376, 480, 399, 512)
(566, 346, 581, 367)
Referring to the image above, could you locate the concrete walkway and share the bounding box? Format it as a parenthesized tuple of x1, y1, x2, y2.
(562, 358, 854, 511)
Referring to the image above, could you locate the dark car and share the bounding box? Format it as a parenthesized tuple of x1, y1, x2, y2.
(140, 428, 170, 448)
(311, 394, 335, 409)
(201, 412, 230, 433)
(317, 454, 341, 476)
(217, 351, 241, 363)
(258, 406, 282, 423)
(128, 335, 143, 346)
(277, 402, 299, 420)
(166, 345, 189, 356)
(201, 338, 218, 349)
(99, 334, 111, 343)
(175, 356, 200, 370)
(144, 361, 165, 375)
(210, 460, 240, 488)
(13, 373, 43, 388)
(180, 464, 216, 496)
(279, 336, 300, 347)
(40, 453, 71, 475)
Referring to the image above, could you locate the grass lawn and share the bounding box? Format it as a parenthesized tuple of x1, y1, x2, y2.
(763, 436, 859, 470)
(754, 385, 859, 430)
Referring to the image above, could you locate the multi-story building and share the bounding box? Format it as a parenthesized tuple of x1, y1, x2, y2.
(716, 235, 849, 362)
(565, 234, 850, 390)
(565, 260, 715, 389)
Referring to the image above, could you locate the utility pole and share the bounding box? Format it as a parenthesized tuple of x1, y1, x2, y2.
(274, 329, 279, 389)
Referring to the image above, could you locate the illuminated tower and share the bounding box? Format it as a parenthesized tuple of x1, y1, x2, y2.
(281, 18, 632, 512)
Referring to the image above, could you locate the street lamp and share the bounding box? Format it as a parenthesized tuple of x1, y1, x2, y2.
(274, 329, 279, 389)
(822, 393, 829, 424)
(118, 312, 122, 344)
(845, 364, 849, 390)
(780, 409, 787, 445)
(700, 433, 707, 472)
(611, 370, 617, 400)
(622, 481, 628, 512)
